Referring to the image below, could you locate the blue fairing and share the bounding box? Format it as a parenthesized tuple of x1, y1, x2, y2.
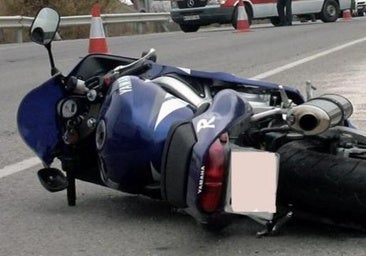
(17, 76, 64, 165)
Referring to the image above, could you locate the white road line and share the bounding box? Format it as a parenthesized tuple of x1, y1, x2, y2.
(0, 157, 41, 179)
(2, 36, 366, 179)
(250, 36, 366, 80)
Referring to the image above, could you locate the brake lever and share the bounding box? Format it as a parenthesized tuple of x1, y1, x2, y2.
(113, 48, 156, 73)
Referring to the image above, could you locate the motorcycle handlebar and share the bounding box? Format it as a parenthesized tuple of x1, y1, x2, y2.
(65, 76, 89, 93)
(65, 48, 156, 94)
(113, 48, 156, 74)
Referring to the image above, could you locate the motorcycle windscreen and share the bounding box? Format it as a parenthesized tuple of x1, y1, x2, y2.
(17, 76, 65, 165)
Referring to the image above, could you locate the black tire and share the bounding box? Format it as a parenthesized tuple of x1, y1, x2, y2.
(277, 140, 366, 225)
(179, 24, 200, 33)
(319, 0, 340, 22)
(231, 4, 253, 29)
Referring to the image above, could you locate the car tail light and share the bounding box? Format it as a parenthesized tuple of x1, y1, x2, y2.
(198, 138, 227, 213)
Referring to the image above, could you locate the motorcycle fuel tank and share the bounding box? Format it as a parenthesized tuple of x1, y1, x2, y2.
(96, 76, 195, 193)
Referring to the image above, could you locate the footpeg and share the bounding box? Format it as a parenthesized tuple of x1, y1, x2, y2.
(37, 168, 68, 192)
(256, 211, 293, 237)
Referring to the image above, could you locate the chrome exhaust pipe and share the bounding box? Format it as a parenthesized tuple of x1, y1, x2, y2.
(287, 94, 353, 135)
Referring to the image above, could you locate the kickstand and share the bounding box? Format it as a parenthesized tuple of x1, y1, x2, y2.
(66, 169, 76, 206)
(256, 211, 293, 237)
(62, 149, 77, 206)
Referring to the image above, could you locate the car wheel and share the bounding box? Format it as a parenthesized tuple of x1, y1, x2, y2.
(231, 3, 253, 29)
(179, 24, 200, 33)
(319, 0, 340, 22)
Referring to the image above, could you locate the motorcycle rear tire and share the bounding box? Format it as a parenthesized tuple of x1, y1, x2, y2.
(277, 140, 366, 226)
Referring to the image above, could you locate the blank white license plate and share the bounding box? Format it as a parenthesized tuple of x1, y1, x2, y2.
(225, 150, 279, 220)
(183, 15, 200, 21)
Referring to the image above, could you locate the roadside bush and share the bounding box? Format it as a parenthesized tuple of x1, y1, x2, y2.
(0, 0, 172, 43)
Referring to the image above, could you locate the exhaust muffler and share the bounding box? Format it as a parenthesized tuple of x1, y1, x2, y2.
(287, 94, 353, 135)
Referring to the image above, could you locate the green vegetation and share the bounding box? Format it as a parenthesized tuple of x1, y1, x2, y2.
(0, 0, 173, 43)
(1, 0, 133, 16)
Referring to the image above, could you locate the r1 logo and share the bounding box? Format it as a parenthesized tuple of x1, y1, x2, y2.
(196, 116, 216, 133)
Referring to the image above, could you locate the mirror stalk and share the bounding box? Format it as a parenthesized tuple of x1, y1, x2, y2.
(45, 43, 59, 76)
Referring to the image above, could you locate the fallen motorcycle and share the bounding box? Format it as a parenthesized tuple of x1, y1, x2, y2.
(18, 7, 366, 235)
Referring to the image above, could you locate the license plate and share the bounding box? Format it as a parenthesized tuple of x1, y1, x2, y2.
(225, 150, 279, 220)
(183, 15, 200, 21)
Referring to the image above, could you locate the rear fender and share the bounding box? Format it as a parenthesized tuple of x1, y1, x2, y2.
(187, 89, 253, 213)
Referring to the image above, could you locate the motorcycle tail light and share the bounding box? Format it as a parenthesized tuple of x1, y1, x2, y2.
(199, 138, 226, 213)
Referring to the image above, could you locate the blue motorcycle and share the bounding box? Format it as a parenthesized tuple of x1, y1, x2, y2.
(18, 7, 366, 235)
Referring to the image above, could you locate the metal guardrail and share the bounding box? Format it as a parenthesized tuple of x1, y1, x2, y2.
(0, 12, 172, 43)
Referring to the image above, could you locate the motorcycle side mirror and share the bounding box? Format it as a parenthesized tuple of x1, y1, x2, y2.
(30, 7, 61, 76)
(30, 7, 60, 45)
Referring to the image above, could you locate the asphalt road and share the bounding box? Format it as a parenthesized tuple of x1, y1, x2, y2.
(1, 17, 366, 256)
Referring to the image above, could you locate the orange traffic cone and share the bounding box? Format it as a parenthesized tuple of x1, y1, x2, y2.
(234, 0, 251, 33)
(88, 3, 109, 54)
(342, 9, 352, 20)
